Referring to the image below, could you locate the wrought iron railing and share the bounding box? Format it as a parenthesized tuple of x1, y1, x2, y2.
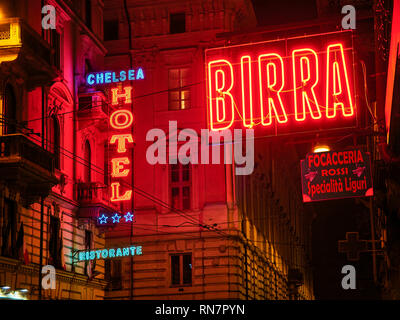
(0, 134, 55, 173)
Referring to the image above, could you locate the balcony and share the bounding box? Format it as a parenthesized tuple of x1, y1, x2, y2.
(0, 18, 57, 89)
(77, 91, 114, 130)
(0, 134, 58, 206)
(76, 182, 119, 218)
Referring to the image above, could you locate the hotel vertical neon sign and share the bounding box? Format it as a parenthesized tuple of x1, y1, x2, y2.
(109, 86, 134, 202)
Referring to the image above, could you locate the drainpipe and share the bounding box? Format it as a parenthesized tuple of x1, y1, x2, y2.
(123, 0, 134, 300)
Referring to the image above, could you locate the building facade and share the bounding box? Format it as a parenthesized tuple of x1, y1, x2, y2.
(0, 0, 108, 299)
(101, 0, 314, 300)
(0, 0, 398, 301)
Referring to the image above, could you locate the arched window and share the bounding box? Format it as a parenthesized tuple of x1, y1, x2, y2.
(4, 84, 17, 134)
(84, 140, 91, 183)
(48, 115, 61, 169)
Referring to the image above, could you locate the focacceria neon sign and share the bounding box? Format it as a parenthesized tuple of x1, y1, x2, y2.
(205, 31, 357, 135)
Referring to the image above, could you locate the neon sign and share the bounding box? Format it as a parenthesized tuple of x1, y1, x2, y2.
(78, 246, 143, 261)
(205, 31, 357, 135)
(98, 212, 135, 225)
(301, 149, 373, 202)
(86, 68, 145, 85)
(109, 87, 134, 202)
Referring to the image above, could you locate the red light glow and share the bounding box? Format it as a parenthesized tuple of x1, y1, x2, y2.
(110, 109, 134, 129)
(109, 85, 134, 203)
(111, 86, 133, 105)
(205, 32, 357, 135)
(110, 182, 132, 202)
(110, 134, 134, 153)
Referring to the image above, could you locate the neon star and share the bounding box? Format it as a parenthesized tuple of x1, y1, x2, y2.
(124, 212, 134, 222)
(111, 213, 121, 223)
(98, 214, 108, 224)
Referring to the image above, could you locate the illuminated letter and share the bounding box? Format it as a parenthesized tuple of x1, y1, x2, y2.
(87, 74, 95, 86)
(96, 73, 104, 84)
(240, 56, 254, 128)
(207, 60, 235, 131)
(258, 53, 287, 126)
(110, 134, 134, 153)
(110, 109, 133, 129)
(292, 48, 321, 121)
(111, 157, 130, 178)
(111, 182, 132, 202)
(326, 44, 354, 118)
(116, 248, 122, 257)
(137, 68, 144, 80)
(111, 86, 133, 105)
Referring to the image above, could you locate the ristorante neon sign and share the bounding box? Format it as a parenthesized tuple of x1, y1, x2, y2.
(205, 31, 357, 135)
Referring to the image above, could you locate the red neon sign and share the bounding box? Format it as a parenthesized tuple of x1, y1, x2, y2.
(109, 87, 134, 202)
(205, 31, 357, 135)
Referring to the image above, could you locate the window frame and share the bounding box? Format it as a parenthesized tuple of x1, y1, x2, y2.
(168, 67, 191, 111)
(105, 259, 123, 291)
(169, 163, 192, 211)
(170, 253, 192, 287)
(48, 215, 62, 269)
(1, 198, 17, 258)
(169, 12, 186, 34)
(104, 19, 119, 41)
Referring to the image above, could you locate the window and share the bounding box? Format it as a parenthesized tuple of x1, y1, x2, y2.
(85, 0, 92, 30)
(84, 140, 91, 183)
(170, 13, 185, 34)
(78, 95, 92, 111)
(171, 253, 192, 286)
(105, 260, 122, 290)
(48, 216, 62, 268)
(84, 230, 93, 276)
(168, 68, 190, 110)
(48, 115, 61, 170)
(3, 84, 17, 135)
(170, 163, 191, 210)
(85, 59, 93, 74)
(45, 29, 61, 70)
(104, 20, 119, 41)
(1, 199, 17, 258)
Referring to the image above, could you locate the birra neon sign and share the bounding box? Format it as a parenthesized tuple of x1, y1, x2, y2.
(205, 31, 357, 135)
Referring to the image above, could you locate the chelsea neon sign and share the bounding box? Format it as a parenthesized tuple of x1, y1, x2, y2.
(86, 68, 145, 86)
(78, 246, 143, 261)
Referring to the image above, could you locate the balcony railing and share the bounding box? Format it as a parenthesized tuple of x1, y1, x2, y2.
(0, 18, 56, 88)
(0, 134, 55, 174)
(0, 134, 58, 205)
(76, 182, 118, 217)
(77, 182, 108, 203)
